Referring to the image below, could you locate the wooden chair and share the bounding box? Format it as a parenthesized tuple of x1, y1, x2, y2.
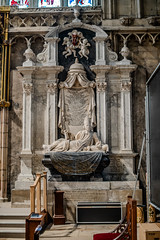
(93, 196, 137, 240)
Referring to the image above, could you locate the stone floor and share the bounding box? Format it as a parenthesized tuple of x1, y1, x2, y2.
(0, 201, 140, 240)
(0, 223, 140, 240)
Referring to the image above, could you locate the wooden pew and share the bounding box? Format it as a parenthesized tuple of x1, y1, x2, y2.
(93, 196, 137, 240)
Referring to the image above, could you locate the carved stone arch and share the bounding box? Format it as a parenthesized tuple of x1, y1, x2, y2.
(45, 22, 108, 38)
(44, 22, 109, 66)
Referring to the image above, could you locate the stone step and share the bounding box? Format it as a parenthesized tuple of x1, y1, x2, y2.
(0, 205, 29, 238)
(0, 227, 25, 238)
(0, 219, 25, 228)
(0, 207, 30, 219)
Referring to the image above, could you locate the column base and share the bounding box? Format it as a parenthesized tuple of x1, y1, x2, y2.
(0, 197, 8, 203)
(53, 215, 65, 225)
(15, 153, 34, 189)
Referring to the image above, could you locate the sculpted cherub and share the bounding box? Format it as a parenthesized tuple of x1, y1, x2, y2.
(78, 38, 90, 60)
(62, 37, 77, 58)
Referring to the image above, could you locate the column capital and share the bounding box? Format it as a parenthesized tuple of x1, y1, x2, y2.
(45, 37, 60, 43)
(121, 81, 131, 92)
(90, 65, 112, 77)
(96, 82, 107, 92)
(93, 36, 108, 42)
(46, 82, 57, 94)
(17, 66, 36, 82)
(41, 66, 64, 80)
(23, 82, 33, 95)
(114, 64, 137, 75)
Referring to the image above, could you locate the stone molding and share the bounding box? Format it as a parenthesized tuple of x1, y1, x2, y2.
(147, 16, 160, 26)
(10, 6, 102, 13)
(9, 6, 102, 28)
(119, 17, 134, 26)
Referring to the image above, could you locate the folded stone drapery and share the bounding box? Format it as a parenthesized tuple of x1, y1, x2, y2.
(49, 151, 103, 175)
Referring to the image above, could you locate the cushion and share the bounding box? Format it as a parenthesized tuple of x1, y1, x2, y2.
(93, 232, 121, 240)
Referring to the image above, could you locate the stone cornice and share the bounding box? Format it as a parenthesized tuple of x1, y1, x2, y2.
(115, 64, 137, 74)
(90, 65, 112, 74)
(10, 6, 102, 14)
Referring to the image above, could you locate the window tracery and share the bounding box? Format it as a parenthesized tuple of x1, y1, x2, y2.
(8, 0, 94, 7)
(10, 0, 29, 7)
(68, 0, 92, 7)
(38, 0, 60, 7)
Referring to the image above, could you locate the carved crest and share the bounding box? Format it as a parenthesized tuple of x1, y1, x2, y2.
(62, 30, 90, 60)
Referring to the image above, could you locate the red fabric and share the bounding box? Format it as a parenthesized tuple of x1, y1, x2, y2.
(93, 233, 121, 240)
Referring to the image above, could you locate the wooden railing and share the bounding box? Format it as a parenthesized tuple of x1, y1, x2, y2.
(30, 172, 47, 214)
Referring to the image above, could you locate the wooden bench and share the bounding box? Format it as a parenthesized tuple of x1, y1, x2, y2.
(93, 196, 137, 240)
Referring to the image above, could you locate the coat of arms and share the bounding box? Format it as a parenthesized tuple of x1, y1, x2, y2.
(62, 30, 90, 60)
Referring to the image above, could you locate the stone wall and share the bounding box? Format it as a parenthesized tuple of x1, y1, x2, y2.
(2, 4, 159, 196)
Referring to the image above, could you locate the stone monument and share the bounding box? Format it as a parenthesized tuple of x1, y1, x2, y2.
(43, 59, 110, 181)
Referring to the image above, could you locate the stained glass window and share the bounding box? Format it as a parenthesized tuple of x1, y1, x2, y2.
(68, 0, 92, 7)
(39, 0, 60, 7)
(10, 0, 29, 8)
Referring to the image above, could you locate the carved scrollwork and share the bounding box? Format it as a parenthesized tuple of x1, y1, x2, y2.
(96, 82, 107, 92)
(37, 42, 48, 63)
(147, 16, 160, 26)
(120, 17, 134, 26)
(23, 83, 33, 95)
(121, 81, 131, 92)
(46, 83, 57, 94)
(106, 41, 118, 62)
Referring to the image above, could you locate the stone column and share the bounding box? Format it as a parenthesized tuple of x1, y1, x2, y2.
(43, 66, 64, 145)
(45, 37, 60, 66)
(16, 67, 36, 186)
(94, 37, 108, 66)
(90, 65, 111, 144)
(117, 65, 137, 153)
(136, 0, 141, 18)
(0, 108, 8, 201)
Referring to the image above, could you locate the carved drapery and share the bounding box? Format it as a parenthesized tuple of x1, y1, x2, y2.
(58, 70, 96, 136)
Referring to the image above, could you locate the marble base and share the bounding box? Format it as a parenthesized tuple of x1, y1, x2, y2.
(12, 180, 142, 223)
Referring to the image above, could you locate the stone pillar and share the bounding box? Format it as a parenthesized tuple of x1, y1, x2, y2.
(117, 65, 137, 153)
(45, 37, 60, 66)
(0, 108, 8, 201)
(16, 67, 36, 185)
(136, 0, 141, 18)
(94, 37, 108, 66)
(90, 65, 111, 144)
(43, 66, 64, 144)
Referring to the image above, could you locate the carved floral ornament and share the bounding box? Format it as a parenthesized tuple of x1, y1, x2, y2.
(23, 82, 33, 95)
(46, 82, 57, 93)
(96, 82, 107, 92)
(121, 81, 131, 91)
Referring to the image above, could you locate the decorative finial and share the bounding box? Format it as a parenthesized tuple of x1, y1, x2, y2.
(73, 6, 81, 23)
(75, 58, 79, 63)
(119, 40, 131, 65)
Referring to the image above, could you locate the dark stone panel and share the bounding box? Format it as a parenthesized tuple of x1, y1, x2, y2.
(58, 28, 96, 83)
(11, 37, 27, 69)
